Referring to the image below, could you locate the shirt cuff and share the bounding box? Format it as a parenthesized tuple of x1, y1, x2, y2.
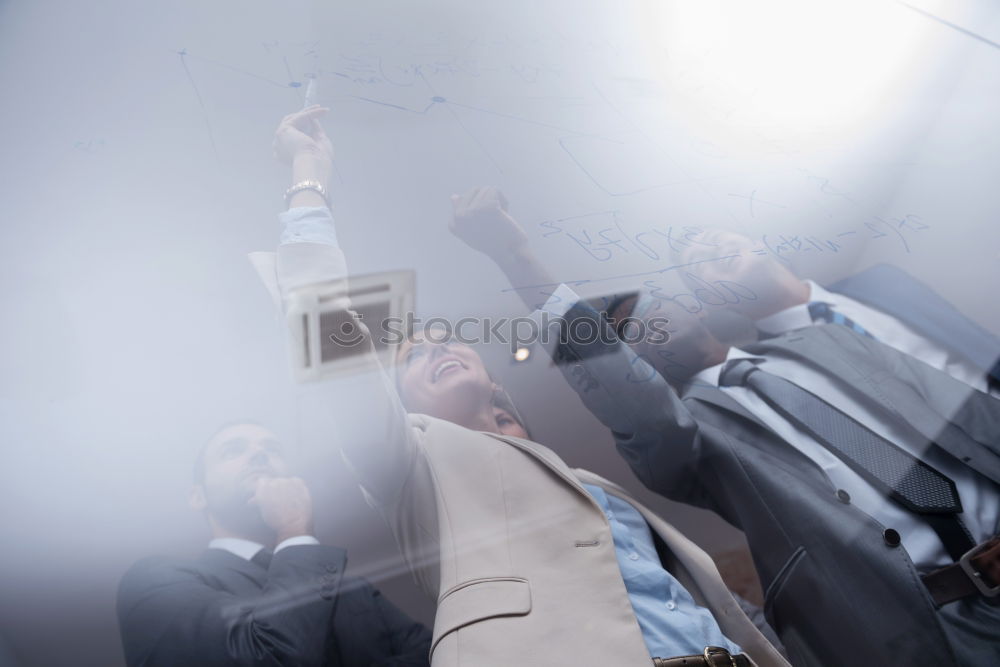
(529, 283, 581, 360)
(536, 283, 579, 319)
(274, 535, 321, 553)
(279, 206, 339, 247)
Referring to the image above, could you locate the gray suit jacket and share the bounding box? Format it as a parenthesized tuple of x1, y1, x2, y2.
(830, 264, 1000, 387)
(554, 308, 1000, 667)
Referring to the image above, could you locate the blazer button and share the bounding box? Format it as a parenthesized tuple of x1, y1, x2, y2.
(836, 489, 851, 504)
(883, 529, 901, 547)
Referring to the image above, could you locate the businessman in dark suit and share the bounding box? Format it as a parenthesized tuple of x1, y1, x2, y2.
(449, 187, 1000, 666)
(117, 422, 431, 667)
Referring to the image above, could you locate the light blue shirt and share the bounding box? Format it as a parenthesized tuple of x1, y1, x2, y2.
(582, 484, 741, 658)
(279, 206, 340, 246)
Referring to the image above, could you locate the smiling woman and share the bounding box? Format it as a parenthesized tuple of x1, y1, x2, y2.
(394, 335, 503, 432)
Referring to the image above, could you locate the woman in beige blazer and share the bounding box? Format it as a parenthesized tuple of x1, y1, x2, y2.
(263, 106, 789, 667)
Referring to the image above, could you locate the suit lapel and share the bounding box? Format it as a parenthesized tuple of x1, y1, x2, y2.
(682, 383, 768, 429)
(745, 326, 919, 428)
(683, 377, 847, 493)
(483, 432, 589, 494)
(746, 326, 939, 434)
(746, 328, 874, 396)
(481, 432, 613, 516)
(832, 264, 1000, 375)
(750, 326, 1000, 484)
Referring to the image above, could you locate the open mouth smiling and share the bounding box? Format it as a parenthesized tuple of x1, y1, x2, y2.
(432, 359, 465, 383)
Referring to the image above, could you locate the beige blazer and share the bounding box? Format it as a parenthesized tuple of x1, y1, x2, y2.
(254, 241, 790, 667)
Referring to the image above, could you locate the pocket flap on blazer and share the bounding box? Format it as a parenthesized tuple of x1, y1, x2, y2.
(431, 577, 531, 656)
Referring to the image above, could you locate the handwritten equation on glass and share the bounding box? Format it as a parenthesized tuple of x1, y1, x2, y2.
(539, 213, 929, 265)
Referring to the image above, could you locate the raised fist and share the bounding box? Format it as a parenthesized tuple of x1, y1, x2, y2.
(449, 186, 529, 260)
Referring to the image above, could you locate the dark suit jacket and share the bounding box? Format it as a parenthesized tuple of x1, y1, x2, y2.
(117, 544, 431, 666)
(554, 293, 1000, 666)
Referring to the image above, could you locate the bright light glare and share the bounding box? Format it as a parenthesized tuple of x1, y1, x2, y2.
(654, 0, 938, 127)
(514, 347, 531, 362)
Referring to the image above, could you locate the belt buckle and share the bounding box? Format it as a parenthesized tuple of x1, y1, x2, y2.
(959, 540, 1000, 598)
(703, 646, 738, 667)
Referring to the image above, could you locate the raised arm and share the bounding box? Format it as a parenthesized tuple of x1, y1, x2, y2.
(449, 187, 557, 312)
(269, 108, 415, 507)
(449, 187, 711, 506)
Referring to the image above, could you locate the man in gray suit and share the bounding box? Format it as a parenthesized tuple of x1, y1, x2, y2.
(450, 187, 1000, 666)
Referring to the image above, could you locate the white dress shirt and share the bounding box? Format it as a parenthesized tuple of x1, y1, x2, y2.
(208, 535, 320, 561)
(758, 280, 994, 395)
(694, 348, 1000, 571)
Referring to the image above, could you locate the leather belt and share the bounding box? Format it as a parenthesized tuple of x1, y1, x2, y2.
(922, 536, 1000, 606)
(652, 647, 751, 667)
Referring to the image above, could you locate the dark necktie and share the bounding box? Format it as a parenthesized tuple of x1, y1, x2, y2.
(720, 358, 974, 559)
(808, 301, 875, 339)
(250, 548, 273, 570)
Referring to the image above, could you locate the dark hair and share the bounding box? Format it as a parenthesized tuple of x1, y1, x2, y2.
(491, 382, 533, 441)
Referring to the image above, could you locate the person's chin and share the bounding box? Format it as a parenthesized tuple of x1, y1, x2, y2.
(431, 366, 481, 390)
(424, 376, 485, 409)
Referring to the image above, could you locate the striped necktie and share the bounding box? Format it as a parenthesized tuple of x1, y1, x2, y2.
(808, 301, 875, 339)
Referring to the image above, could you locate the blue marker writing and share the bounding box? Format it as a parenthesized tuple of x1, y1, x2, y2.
(304, 76, 318, 108)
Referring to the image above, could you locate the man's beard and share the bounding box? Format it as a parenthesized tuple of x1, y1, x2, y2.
(204, 486, 271, 537)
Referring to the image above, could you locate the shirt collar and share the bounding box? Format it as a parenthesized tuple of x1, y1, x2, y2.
(208, 537, 265, 562)
(756, 279, 831, 335)
(692, 347, 764, 387)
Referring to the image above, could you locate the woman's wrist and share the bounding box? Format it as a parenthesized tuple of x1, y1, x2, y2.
(291, 150, 332, 188)
(286, 187, 328, 209)
(288, 151, 332, 209)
